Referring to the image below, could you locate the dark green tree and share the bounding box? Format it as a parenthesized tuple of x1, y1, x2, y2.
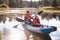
(52, 0, 58, 7)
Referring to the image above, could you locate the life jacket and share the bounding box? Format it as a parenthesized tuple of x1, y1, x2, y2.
(33, 17, 40, 27)
(24, 13, 31, 20)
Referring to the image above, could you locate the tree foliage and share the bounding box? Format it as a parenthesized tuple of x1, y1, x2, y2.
(52, 0, 58, 7)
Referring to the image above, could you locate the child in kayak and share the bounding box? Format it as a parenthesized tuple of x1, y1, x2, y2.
(24, 11, 31, 20)
(24, 11, 32, 25)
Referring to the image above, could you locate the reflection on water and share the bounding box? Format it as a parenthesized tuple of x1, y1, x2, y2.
(0, 14, 26, 40)
(0, 13, 60, 40)
(41, 12, 60, 21)
(0, 15, 6, 23)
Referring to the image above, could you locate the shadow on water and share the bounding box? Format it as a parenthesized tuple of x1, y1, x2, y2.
(29, 30, 51, 40)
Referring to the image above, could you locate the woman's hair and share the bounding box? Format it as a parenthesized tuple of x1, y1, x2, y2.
(26, 11, 29, 13)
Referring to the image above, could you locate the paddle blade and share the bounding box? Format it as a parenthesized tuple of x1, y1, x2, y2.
(51, 26, 57, 32)
(16, 18, 24, 22)
(13, 25, 18, 28)
(38, 11, 43, 15)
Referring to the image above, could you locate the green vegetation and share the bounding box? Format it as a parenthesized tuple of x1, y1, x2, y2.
(52, 0, 58, 7)
(0, 0, 60, 8)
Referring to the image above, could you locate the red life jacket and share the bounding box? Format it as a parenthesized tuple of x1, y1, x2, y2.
(33, 17, 40, 27)
(24, 13, 31, 20)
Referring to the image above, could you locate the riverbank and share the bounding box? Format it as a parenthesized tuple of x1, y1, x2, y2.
(39, 6, 60, 13)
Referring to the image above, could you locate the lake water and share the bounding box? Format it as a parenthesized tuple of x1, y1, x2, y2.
(0, 13, 60, 40)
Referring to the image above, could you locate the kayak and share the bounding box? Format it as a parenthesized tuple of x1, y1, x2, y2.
(22, 23, 57, 35)
(16, 18, 57, 34)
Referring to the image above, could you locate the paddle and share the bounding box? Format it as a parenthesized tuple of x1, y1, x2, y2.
(13, 18, 24, 28)
(16, 11, 43, 22)
(38, 11, 43, 15)
(16, 18, 24, 22)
